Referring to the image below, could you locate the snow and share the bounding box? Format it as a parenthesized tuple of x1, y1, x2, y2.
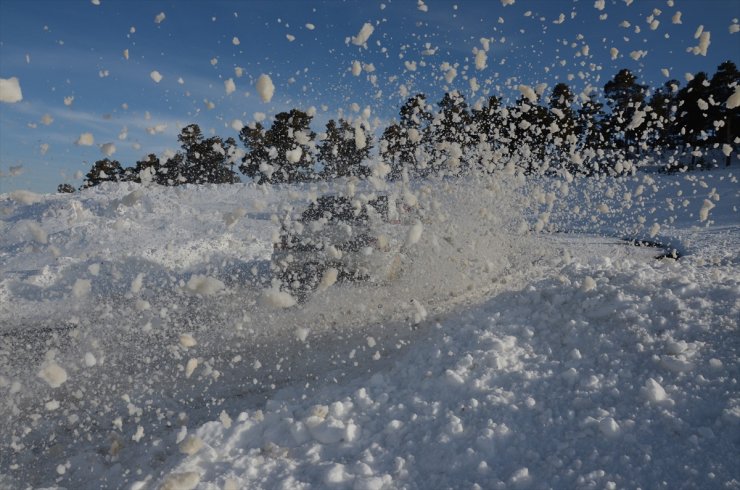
(256, 73, 275, 102)
(351, 22, 375, 46)
(0, 76, 23, 103)
(150, 70, 163, 83)
(75, 132, 95, 146)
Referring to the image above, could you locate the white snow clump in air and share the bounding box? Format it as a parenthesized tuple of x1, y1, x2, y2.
(72, 279, 91, 298)
(185, 275, 225, 295)
(699, 199, 715, 222)
(0, 77, 23, 103)
(232, 36, 240, 46)
(160, 472, 200, 490)
(305, 23, 315, 30)
(100, 142, 116, 156)
(260, 288, 296, 308)
(76, 133, 95, 146)
(230, 119, 244, 131)
(38, 360, 68, 388)
(518, 84, 537, 103)
(154, 12, 166, 24)
(179, 333, 197, 348)
(352, 60, 362, 76)
(351, 22, 375, 46)
(610, 47, 619, 60)
(224, 78, 236, 95)
(501, 0, 515, 6)
(475, 49, 487, 70)
(726, 86, 740, 109)
(255, 74, 275, 102)
(150, 70, 163, 83)
(405, 220, 424, 247)
(286, 147, 302, 163)
(354, 122, 366, 150)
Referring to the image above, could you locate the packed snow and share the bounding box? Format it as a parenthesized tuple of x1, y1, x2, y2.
(1, 166, 738, 489)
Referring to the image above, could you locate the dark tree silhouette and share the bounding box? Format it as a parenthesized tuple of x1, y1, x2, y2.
(319, 119, 373, 178)
(240, 110, 316, 184)
(83, 158, 124, 188)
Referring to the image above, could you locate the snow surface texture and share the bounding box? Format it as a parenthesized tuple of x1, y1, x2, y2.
(0, 169, 738, 489)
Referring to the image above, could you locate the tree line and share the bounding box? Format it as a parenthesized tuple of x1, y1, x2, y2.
(60, 61, 739, 192)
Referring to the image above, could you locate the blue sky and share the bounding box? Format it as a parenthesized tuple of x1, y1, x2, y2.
(1, 0, 738, 193)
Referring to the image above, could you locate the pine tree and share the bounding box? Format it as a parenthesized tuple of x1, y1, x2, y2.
(239, 110, 316, 183)
(603, 69, 648, 151)
(319, 119, 373, 178)
(83, 158, 124, 188)
(709, 61, 740, 165)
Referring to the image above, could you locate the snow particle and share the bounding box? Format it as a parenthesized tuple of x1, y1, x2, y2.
(150, 70, 163, 83)
(38, 360, 68, 388)
(255, 74, 275, 103)
(76, 132, 95, 146)
(0, 77, 23, 103)
(154, 12, 166, 24)
(351, 22, 375, 46)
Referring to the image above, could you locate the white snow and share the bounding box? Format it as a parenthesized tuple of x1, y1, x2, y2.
(255, 74, 275, 102)
(0, 77, 23, 103)
(75, 132, 95, 146)
(351, 22, 375, 46)
(224, 78, 236, 95)
(150, 70, 163, 83)
(154, 12, 166, 24)
(100, 142, 116, 156)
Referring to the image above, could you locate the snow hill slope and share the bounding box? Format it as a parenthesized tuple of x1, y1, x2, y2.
(0, 168, 738, 489)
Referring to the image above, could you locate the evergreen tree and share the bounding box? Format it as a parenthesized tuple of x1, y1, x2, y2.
(239, 110, 316, 184)
(177, 124, 239, 184)
(398, 94, 433, 175)
(379, 123, 407, 180)
(675, 72, 712, 163)
(709, 61, 740, 165)
(57, 183, 75, 193)
(319, 119, 373, 178)
(134, 153, 163, 184)
(603, 69, 648, 151)
(647, 80, 681, 149)
(431, 91, 473, 174)
(548, 83, 578, 150)
(83, 158, 124, 188)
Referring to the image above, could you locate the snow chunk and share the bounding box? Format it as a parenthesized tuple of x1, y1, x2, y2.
(100, 142, 116, 157)
(599, 417, 621, 437)
(286, 147, 302, 163)
(610, 47, 619, 60)
(150, 70, 163, 83)
(726, 86, 740, 109)
(160, 472, 200, 490)
(9, 190, 43, 205)
(76, 132, 95, 146)
(261, 288, 296, 308)
(72, 279, 91, 298)
(38, 360, 68, 388)
(256, 74, 275, 102)
(355, 123, 367, 150)
(405, 220, 423, 247)
(179, 333, 197, 348)
(518, 84, 537, 103)
(185, 275, 225, 295)
(690, 31, 711, 56)
(699, 199, 715, 222)
(154, 12, 166, 24)
(672, 11, 682, 24)
(475, 49, 487, 70)
(581, 276, 597, 292)
(185, 358, 198, 378)
(352, 60, 362, 76)
(318, 267, 338, 291)
(352, 22, 375, 46)
(643, 378, 668, 403)
(224, 78, 236, 95)
(0, 77, 23, 103)
(230, 119, 244, 131)
(179, 435, 203, 455)
(232, 36, 240, 46)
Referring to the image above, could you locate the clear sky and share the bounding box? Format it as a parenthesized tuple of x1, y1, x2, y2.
(1, 0, 738, 193)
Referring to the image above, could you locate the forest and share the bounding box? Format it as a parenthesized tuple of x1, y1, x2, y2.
(65, 61, 739, 192)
